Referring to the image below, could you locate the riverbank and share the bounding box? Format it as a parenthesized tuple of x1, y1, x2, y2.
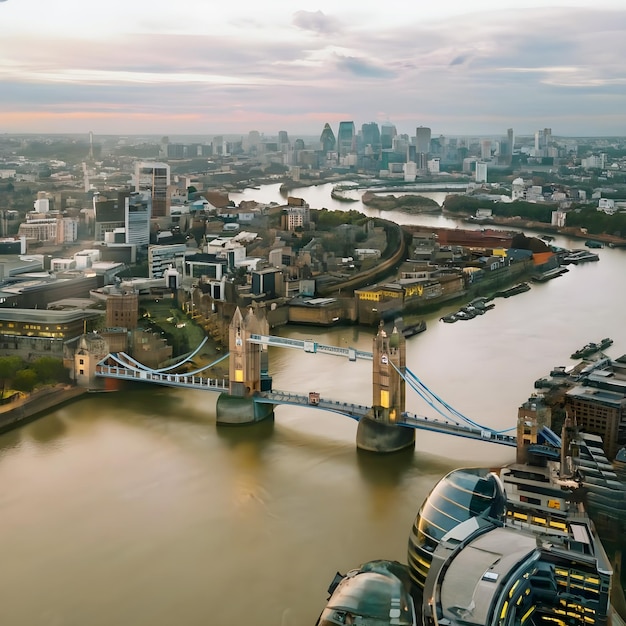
(0, 384, 87, 434)
(444, 209, 626, 247)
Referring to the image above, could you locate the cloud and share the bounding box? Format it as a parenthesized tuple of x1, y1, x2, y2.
(450, 55, 468, 66)
(335, 55, 395, 79)
(292, 10, 340, 34)
(1, 5, 626, 134)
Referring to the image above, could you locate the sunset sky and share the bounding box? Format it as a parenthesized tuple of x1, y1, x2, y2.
(1, 0, 625, 137)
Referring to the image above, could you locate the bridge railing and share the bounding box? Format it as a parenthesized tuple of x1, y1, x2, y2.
(95, 364, 228, 390)
(248, 334, 372, 361)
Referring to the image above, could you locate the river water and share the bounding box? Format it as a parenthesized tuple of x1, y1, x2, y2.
(1, 183, 625, 626)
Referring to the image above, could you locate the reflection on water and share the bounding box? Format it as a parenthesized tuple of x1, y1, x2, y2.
(215, 416, 275, 448)
(27, 413, 67, 445)
(356, 446, 422, 487)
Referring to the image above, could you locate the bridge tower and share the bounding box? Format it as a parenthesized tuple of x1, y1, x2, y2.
(357, 324, 415, 453)
(216, 306, 274, 424)
(228, 306, 268, 397)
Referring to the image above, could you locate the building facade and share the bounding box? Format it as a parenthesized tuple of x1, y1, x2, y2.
(135, 161, 170, 218)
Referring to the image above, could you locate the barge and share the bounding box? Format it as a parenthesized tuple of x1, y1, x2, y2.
(571, 337, 613, 359)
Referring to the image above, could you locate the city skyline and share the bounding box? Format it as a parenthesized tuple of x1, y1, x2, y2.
(1, 1, 626, 137)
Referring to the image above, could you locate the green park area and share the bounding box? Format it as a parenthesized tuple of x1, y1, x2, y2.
(0, 356, 70, 400)
(139, 298, 224, 373)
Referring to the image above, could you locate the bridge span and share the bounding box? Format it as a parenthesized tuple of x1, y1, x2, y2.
(247, 333, 372, 361)
(91, 306, 525, 454)
(255, 391, 517, 447)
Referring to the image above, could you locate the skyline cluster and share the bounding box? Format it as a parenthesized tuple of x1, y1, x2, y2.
(1, 1, 625, 136)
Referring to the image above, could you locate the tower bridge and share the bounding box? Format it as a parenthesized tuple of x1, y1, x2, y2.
(95, 306, 517, 453)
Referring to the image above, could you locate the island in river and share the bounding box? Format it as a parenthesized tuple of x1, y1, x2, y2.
(361, 191, 440, 213)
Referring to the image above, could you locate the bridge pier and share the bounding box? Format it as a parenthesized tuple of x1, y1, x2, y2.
(356, 413, 415, 453)
(215, 393, 274, 425)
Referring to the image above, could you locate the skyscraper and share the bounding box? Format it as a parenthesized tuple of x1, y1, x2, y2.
(135, 162, 170, 218)
(319, 123, 336, 153)
(507, 127, 514, 164)
(337, 121, 356, 158)
(480, 139, 492, 160)
(380, 122, 397, 150)
(361, 122, 381, 155)
(415, 126, 431, 155)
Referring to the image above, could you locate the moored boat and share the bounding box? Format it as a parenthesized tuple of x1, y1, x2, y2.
(494, 282, 531, 298)
(571, 337, 613, 359)
(562, 249, 599, 264)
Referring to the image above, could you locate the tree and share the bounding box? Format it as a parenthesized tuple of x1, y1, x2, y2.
(13, 369, 38, 393)
(0, 356, 23, 398)
(32, 357, 69, 384)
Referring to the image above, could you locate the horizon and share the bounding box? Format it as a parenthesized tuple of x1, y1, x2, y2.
(3, 130, 626, 142)
(1, 1, 626, 136)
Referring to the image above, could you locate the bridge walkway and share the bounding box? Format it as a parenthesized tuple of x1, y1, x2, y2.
(95, 362, 228, 391)
(255, 392, 517, 447)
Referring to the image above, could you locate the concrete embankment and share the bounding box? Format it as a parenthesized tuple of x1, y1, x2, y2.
(0, 385, 88, 434)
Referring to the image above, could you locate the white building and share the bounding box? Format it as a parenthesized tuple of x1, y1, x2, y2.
(598, 198, 616, 214)
(403, 161, 417, 182)
(354, 248, 382, 261)
(427, 158, 440, 174)
(551, 210, 567, 228)
(475, 162, 488, 183)
(33, 192, 50, 213)
(148, 243, 188, 279)
(582, 154, 606, 170)
(18, 217, 78, 244)
(512, 177, 525, 201)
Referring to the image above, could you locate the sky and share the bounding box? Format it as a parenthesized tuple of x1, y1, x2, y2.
(1, 0, 626, 138)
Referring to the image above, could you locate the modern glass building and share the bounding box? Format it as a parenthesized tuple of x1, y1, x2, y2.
(408, 463, 613, 626)
(319, 123, 336, 153)
(337, 121, 356, 158)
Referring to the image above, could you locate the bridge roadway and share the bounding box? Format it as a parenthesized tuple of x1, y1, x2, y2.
(256, 391, 517, 447)
(95, 362, 228, 391)
(248, 334, 373, 361)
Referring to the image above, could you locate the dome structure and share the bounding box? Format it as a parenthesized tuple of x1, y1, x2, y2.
(407, 468, 506, 590)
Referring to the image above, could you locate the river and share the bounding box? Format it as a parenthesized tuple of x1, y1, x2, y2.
(1, 183, 625, 626)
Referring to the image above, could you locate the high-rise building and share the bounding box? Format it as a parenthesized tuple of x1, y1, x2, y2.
(361, 123, 381, 155)
(415, 126, 431, 155)
(247, 130, 261, 154)
(337, 121, 356, 157)
(475, 161, 488, 183)
(319, 123, 336, 153)
(126, 192, 151, 247)
(135, 162, 170, 218)
(380, 122, 397, 150)
(480, 139, 492, 160)
(94, 190, 128, 242)
(507, 127, 514, 163)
